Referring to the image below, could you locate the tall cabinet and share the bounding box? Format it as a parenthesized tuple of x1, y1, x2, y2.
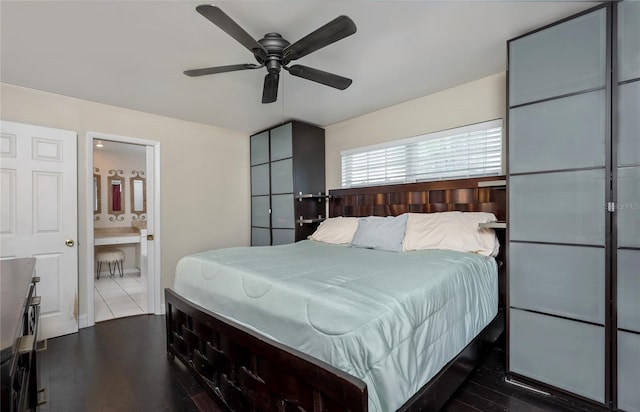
(507, 2, 639, 411)
(250, 121, 325, 246)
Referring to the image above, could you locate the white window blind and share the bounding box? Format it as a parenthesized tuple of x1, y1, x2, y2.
(341, 119, 502, 188)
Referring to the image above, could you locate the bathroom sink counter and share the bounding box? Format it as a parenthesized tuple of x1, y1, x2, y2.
(94, 227, 142, 246)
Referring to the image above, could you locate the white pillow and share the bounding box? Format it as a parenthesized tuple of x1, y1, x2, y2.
(402, 212, 500, 257)
(308, 217, 359, 244)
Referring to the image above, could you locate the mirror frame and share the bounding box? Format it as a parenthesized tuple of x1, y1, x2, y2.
(93, 168, 101, 217)
(107, 169, 125, 221)
(130, 170, 146, 220)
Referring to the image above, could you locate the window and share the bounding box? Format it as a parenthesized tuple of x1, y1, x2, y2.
(341, 119, 502, 188)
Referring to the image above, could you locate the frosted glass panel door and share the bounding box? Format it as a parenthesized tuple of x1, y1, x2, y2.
(509, 170, 605, 245)
(270, 123, 292, 161)
(509, 243, 605, 324)
(251, 196, 270, 228)
(617, 3, 640, 411)
(251, 131, 269, 165)
(271, 194, 294, 229)
(507, 5, 608, 404)
(271, 159, 293, 194)
(617, 167, 640, 248)
(509, 91, 605, 174)
(272, 229, 295, 245)
(251, 131, 271, 246)
(618, 331, 640, 412)
(618, 250, 640, 332)
(618, 82, 640, 167)
(510, 310, 605, 403)
(509, 8, 606, 105)
(617, 1, 640, 82)
(251, 164, 270, 196)
(251, 228, 270, 246)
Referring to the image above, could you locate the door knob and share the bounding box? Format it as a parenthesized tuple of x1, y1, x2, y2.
(65, 239, 75, 247)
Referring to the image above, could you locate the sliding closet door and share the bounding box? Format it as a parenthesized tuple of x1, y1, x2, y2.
(616, 2, 640, 411)
(270, 123, 295, 245)
(251, 131, 271, 246)
(507, 5, 608, 404)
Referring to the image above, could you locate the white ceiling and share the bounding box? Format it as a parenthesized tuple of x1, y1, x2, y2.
(1, 1, 598, 134)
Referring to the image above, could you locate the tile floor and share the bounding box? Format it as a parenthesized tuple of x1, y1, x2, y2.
(94, 273, 148, 322)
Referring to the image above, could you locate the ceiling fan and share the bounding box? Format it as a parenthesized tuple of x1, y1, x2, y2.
(184, 5, 357, 104)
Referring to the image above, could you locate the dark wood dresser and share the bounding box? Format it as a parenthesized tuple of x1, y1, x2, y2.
(1, 258, 43, 412)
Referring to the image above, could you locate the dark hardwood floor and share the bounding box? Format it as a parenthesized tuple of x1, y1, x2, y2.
(39, 315, 607, 412)
(441, 349, 607, 412)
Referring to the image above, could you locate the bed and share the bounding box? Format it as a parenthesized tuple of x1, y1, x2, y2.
(165, 176, 506, 411)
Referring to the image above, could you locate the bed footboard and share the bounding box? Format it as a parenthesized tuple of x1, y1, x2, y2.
(165, 288, 368, 412)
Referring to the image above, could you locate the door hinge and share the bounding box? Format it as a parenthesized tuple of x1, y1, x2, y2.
(607, 202, 615, 212)
(147, 234, 154, 241)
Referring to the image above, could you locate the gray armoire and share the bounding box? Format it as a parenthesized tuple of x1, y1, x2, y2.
(250, 121, 325, 246)
(507, 2, 639, 411)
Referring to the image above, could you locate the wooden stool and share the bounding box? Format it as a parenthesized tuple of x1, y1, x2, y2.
(96, 248, 124, 279)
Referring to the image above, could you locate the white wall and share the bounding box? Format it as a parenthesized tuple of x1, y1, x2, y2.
(325, 72, 506, 189)
(0, 82, 250, 317)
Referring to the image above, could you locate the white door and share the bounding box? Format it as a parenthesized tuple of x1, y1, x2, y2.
(1, 120, 78, 339)
(144, 145, 157, 313)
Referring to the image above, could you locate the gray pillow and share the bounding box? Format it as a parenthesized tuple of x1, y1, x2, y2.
(351, 214, 408, 252)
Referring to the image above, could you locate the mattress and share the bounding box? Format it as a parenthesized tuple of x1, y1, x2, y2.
(174, 240, 498, 411)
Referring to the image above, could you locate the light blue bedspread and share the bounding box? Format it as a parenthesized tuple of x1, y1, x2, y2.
(174, 240, 498, 411)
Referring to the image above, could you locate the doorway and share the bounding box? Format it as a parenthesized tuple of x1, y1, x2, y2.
(85, 132, 161, 327)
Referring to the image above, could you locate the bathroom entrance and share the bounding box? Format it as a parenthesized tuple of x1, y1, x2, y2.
(86, 132, 161, 325)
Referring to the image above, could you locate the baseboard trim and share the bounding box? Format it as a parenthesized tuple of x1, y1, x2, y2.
(78, 314, 89, 329)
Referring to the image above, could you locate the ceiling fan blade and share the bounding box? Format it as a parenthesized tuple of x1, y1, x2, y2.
(196, 5, 267, 61)
(183, 63, 261, 77)
(286, 65, 352, 90)
(282, 15, 356, 64)
(262, 73, 279, 103)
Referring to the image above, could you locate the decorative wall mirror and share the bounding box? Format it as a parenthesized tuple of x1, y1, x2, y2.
(130, 170, 146, 220)
(93, 168, 101, 219)
(107, 170, 125, 221)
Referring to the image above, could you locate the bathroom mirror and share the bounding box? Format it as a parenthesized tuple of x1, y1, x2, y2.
(108, 170, 125, 220)
(93, 172, 101, 214)
(130, 171, 146, 219)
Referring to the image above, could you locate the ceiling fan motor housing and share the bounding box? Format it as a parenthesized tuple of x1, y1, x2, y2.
(258, 33, 290, 73)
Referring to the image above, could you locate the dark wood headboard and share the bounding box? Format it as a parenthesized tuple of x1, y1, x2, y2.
(328, 176, 507, 308)
(328, 176, 506, 220)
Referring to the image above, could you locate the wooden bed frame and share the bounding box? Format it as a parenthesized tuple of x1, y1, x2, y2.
(165, 176, 507, 412)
